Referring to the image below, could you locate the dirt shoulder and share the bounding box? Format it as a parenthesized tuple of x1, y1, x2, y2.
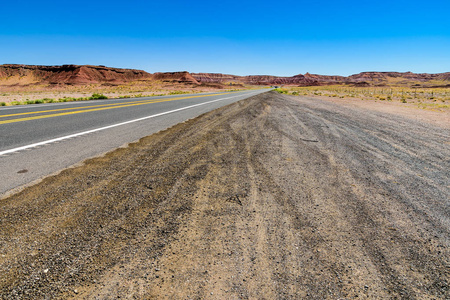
(0, 92, 448, 299)
(308, 94, 449, 128)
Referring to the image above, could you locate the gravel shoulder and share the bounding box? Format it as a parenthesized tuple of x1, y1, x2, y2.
(309, 94, 449, 128)
(0, 91, 448, 299)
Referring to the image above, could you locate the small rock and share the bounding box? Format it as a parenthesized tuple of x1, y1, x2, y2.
(43, 269, 49, 274)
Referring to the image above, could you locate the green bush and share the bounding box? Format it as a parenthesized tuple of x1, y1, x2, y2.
(59, 97, 78, 102)
(0, 102, 6, 106)
(90, 93, 108, 100)
(274, 88, 289, 94)
(26, 100, 36, 104)
(169, 91, 189, 95)
(34, 99, 45, 104)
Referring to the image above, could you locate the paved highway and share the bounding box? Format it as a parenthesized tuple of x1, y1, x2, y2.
(0, 89, 268, 196)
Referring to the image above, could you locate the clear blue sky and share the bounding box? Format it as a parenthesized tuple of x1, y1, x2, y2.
(1, 0, 449, 76)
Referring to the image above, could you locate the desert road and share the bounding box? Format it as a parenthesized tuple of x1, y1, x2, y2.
(0, 89, 267, 196)
(0, 91, 448, 298)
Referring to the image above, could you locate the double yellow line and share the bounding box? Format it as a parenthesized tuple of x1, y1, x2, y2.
(0, 93, 231, 125)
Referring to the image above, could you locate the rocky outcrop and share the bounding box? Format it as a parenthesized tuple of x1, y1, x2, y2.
(348, 72, 450, 84)
(191, 73, 241, 83)
(191, 73, 345, 86)
(1, 65, 448, 87)
(0, 65, 206, 86)
(0, 64, 152, 85)
(152, 71, 199, 84)
(193, 71, 450, 87)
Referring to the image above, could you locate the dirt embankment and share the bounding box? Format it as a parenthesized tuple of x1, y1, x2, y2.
(0, 92, 448, 299)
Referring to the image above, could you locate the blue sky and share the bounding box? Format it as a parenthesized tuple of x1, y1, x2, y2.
(1, 0, 449, 76)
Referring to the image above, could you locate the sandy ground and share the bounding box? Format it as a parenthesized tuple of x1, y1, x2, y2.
(0, 92, 448, 299)
(0, 83, 242, 104)
(310, 94, 449, 128)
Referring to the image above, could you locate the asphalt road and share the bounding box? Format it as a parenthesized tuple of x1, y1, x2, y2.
(0, 89, 268, 196)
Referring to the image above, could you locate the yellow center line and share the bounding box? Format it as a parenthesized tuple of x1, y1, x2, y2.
(0, 93, 229, 118)
(0, 99, 162, 118)
(0, 93, 233, 125)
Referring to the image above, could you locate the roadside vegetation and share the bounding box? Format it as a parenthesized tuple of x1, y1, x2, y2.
(4, 93, 109, 106)
(275, 86, 450, 111)
(0, 80, 251, 107)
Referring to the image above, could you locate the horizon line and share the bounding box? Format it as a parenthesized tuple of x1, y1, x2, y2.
(1, 63, 449, 78)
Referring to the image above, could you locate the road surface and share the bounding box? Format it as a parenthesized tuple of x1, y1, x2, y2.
(0, 91, 448, 298)
(0, 89, 267, 196)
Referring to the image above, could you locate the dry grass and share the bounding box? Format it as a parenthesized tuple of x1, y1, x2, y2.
(275, 86, 450, 112)
(0, 80, 250, 106)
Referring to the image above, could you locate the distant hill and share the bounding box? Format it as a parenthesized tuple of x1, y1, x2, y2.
(0, 64, 152, 85)
(0, 64, 448, 88)
(191, 71, 450, 87)
(0, 65, 198, 86)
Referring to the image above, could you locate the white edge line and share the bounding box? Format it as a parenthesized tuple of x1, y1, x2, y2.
(0, 92, 260, 156)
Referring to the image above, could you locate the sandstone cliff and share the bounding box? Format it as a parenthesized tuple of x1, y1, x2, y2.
(0, 64, 152, 85)
(152, 71, 199, 84)
(0, 65, 448, 88)
(192, 71, 449, 87)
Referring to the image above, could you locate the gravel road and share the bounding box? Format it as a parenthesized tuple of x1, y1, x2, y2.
(0, 91, 448, 299)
